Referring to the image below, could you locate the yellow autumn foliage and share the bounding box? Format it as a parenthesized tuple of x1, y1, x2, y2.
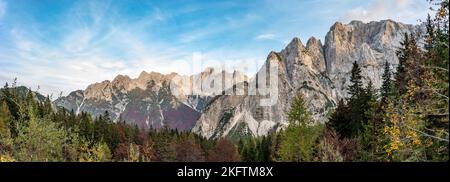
(0, 154, 16, 162)
(383, 81, 425, 161)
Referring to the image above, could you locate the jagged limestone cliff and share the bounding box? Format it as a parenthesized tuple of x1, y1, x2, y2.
(193, 20, 423, 139)
(54, 68, 246, 131)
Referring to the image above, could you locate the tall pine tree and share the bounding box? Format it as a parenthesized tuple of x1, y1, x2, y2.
(278, 94, 322, 162)
(394, 33, 410, 96)
(0, 101, 12, 140)
(348, 61, 364, 100)
(346, 61, 365, 137)
(327, 99, 350, 137)
(380, 61, 392, 101)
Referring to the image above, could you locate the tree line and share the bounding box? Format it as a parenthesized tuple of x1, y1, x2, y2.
(0, 83, 242, 162)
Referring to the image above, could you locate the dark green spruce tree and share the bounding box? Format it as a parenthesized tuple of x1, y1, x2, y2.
(335, 61, 365, 137)
(327, 99, 349, 137)
(380, 61, 393, 102)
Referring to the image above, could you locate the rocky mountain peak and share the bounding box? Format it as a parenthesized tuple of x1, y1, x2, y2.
(138, 71, 166, 82)
(329, 21, 346, 32)
(279, 36, 326, 78)
(111, 74, 132, 89)
(138, 70, 148, 78)
(305, 36, 326, 73)
(285, 37, 306, 53)
(349, 20, 364, 25)
(84, 80, 113, 100)
(267, 51, 281, 62)
(113, 74, 131, 82)
(70, 90, 84, 97)
(306, 36, 322, 50)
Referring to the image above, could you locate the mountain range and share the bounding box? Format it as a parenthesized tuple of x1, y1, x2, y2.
(54, 19, 424, 139)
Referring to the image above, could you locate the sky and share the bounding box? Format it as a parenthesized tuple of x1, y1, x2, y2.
(0, 0, 431, 98)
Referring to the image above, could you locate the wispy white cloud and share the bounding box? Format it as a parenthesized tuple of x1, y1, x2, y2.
(152, 8, 168, 22)
(178, 28, 213, 43)
(340, 0, 429, 24)
(255, 33, 276, 40)
(178, 12, 262, 43)
(0, 1, 182, 96)
(63, 28, 93, 53)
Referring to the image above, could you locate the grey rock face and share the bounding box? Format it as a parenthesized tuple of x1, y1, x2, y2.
(324, 20, 420, 99)
(193, 20, 423, 139)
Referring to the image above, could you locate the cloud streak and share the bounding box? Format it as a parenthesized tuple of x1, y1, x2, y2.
(255, 33, 276, 40)
(340, 0, 429, 24)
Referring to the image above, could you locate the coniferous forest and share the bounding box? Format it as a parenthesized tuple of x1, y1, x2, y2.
(0, 0, 448, 162)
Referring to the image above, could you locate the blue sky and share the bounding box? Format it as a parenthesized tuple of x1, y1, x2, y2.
(0, 0, 430, 97)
